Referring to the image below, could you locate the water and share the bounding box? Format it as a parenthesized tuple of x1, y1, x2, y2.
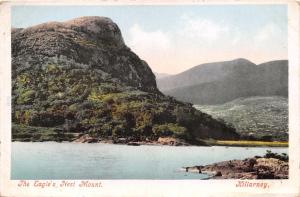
(11, 142, 287, 180)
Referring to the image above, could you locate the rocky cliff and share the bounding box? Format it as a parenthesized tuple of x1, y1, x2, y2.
(12, 16, 239, 144)
(12, 16, 157, 93)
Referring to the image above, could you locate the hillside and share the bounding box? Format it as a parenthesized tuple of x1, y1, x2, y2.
(194, 96, 288, 141)
(11, 16, 239, 144)
(157, 59, 288, 105)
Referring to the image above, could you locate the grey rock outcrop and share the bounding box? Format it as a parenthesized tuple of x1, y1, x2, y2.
(12, 16, 157, 93)
(183, 156, 288, 179)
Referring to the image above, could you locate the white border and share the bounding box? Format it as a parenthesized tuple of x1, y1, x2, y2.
(0, 1, 299, 197)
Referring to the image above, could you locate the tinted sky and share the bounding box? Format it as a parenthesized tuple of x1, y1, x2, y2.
(12, 5, 287, 74)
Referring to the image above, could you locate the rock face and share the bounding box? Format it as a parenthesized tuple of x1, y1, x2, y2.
(200, 157, 288, 179)
(12, 16, 239, 143)
(12, 16, 157, 93)
(183, 153, 288, 179)
(157, 137, 189, 146)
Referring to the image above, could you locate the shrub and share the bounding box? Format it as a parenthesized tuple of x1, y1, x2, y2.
(16, 89, 36, 105)
(152, 123, 187, 138)
(46, 64, 58, 72)
(28, 111, 65, 127)
(264, 150, 289, 161)
(101, 123, 113, 136)
(68, 83, 87, 96)
(135, 125, 153, 136)
(76, 39, 97, 47)
(112, 124, 125, 137)
(68, 104, 78, 112)
(97, 83, 121, 94)
(14, 110, 37, 125)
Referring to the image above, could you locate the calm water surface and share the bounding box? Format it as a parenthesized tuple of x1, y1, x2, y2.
(11, 142, 287, 180)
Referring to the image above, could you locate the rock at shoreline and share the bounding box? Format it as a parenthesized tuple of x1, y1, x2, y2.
(73, 134, 99, 143)
(72, 135, 189, 146)
(157, 137, 188, 146)
(127, 142, 140, 146)
(182, 156, 288, 179)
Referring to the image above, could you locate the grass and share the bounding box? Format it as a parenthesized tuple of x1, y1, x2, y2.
(76, 39, 97, 47)
(205, 139, 288, 147)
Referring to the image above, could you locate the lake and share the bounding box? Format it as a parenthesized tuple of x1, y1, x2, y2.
(11, 142, 287, 180)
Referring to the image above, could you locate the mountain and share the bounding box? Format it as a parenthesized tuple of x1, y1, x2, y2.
(194, 96, 288, 141)
(154, 72, 171, 80)
(11, 16, 239, 144)
(157, 59, 288, 105)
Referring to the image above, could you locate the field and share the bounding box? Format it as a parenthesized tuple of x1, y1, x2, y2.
(204, 139, 288, 147)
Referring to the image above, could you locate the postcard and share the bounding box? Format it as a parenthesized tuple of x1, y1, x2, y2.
(0, 0, 299, 196)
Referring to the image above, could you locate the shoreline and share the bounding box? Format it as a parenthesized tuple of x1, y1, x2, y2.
(12, 124, 288, 147)
(182, 153, 289, 179)
(12, 138, 289, 148)
(12, 137, 193, 147)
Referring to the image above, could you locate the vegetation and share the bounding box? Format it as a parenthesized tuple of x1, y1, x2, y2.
(12, 58, 240, 143)
(75, 39, 97, 47)
(12, 123, 76, 142)
(263, 150, 288, 161)
(194, 96, 288, 141)
(152, 123, 187, 138)
(11, 16, 240, 144)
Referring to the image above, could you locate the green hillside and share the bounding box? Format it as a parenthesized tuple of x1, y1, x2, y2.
(11, 16, 239, 144)
(194, 96, 288, 141)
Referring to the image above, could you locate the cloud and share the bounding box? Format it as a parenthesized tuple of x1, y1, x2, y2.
(229, 28, 242, 46)
(178, 15, 229, 43)
(127, 24, 171, 56)
(126, 24, 173, 73)
(254, 23, 282, 42)
(125, 19, 244, 74)
(252, 23, 287, 58)
(124, 19, 286, 74)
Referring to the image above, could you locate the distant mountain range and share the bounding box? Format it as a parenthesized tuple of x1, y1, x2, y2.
(157, 59, 288, 105)
(154, 72, 171, 80)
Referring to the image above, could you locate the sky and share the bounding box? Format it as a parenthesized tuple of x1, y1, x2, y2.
(12, 5, 287, 74)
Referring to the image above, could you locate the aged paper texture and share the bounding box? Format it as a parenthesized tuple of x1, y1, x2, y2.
(0, 0, 300, 196)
